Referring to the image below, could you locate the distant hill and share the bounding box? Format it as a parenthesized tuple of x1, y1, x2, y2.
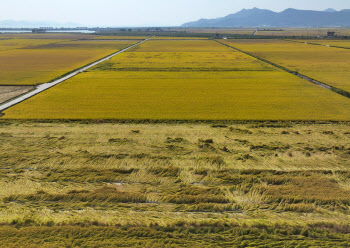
(182, 8, 350, 27)
(324, 8, 337, 13)
(0, 20, 81, 28)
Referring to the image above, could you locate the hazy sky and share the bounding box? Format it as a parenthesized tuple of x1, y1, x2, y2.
(2, 0, 349, 26)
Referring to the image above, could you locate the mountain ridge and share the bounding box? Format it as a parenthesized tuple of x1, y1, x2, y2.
(182, 8, 350, 27)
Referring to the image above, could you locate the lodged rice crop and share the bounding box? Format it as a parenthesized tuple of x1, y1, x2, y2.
(0, 122, 350, 247)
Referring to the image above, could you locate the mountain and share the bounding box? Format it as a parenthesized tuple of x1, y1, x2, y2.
(182, 8, 350, 27)
(324, 8, 337, 12)
(0, 20, 81, 28)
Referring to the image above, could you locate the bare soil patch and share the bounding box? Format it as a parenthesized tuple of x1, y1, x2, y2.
(0, 86, 34, 104)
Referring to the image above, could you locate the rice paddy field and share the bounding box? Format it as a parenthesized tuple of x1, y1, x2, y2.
(2, 39, 350, 120)
(0, 39, 140, 85)
(174, 28, 256, 35)
(1, 34, 350, 247)
(0, 121, 350, 247)
(4, 70, 350, 120)
(174, 28, 350, 37)
(222, 39, 350, 93)
(0, 33, 97, 39)
(255, 28, 350, 37)
(151, 36, 209, 39)
(0, 39, 67, 51)
(90, 36, 149, 40)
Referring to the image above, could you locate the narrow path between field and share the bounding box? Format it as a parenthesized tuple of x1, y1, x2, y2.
(0, 37, 153, 112)
(215, 40, 350, 99)
(284, 39, 350, 50)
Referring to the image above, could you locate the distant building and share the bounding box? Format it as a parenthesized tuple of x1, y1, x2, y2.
(327, 31, 336, 37)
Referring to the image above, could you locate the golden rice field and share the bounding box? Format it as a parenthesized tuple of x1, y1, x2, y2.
(0, 40, 138, 85)
(0, 121, 349, 247)
(0, 33, 97, 39)
(255, 28, 350, 37)
(173, 28, 256, 35)
(99, 52, 272, 71)
(23, 39, 137, 50)
(222, 39, 350, 92)
(1, 35, 350, 247)
(4, 70, 350, 120)
(0, 39, 69, 51)
(3, 39, 350, 120)
(90, 36, 148, 40)
(175, 28, 350, 37)
(151, 36, 208, 39)
(129, 40, 231, 52)
(101, 40, 267, 71)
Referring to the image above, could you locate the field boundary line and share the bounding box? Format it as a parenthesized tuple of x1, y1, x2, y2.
(284, 39, 350, 50)
(1, 119, 349, 124)
(215, 39, 350, 99)
(0, 36, 153, 113)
